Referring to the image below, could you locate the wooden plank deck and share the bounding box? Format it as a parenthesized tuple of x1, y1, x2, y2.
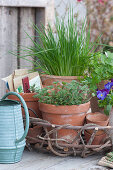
(0, 149, 108, 170)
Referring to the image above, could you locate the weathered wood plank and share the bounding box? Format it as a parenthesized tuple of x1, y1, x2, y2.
(19, 7, 35, 69)
(0, 1, 54, 97)
(45, 0, 54, 28)
(36, 7, 45, 27)
(35, 7, 45, 44)
(0, 7, 18, 97)
(0, 0, 54, 28)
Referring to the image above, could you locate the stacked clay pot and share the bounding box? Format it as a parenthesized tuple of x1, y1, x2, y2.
(85, 112, 109, 145)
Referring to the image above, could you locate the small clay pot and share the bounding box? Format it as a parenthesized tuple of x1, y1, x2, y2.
(27, 125, 42, 144)
(8, 92, 42, 118)
(86, 112, 109, 135)
(39, 101, 90, 144)
(8, 92, 42, 144)
(40, 74, 83, 86)
(85, 112, 109, 145)
(84, 130, 106, 145)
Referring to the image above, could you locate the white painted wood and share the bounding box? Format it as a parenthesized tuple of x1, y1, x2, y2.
(0, 7, 18, 97)
(0, 0, 47, 7)
(19, 8, 35, 69)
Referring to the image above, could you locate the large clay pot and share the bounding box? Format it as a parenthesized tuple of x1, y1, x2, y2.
(40, 74, 82, 86)
(8, 93, 42, 144)
(39, 102, 90, 144)
(85, 112, 109, 145)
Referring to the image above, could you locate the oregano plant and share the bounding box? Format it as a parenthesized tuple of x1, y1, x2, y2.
(34, 80, 90, 105)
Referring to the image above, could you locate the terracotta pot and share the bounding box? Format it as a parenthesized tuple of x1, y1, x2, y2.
(40, 74, 82, 86)
(8, 92, 42, 144)
(8, 92, 42, 118)
(39, 101, 90, 143)
(27, 125, 42, 144)
(84, 130, 106, 145)
(99, 107, 104, 114)
(86, 112, 109, 135)
(95, 108, 113, 145)
(85, 112, 109, 145)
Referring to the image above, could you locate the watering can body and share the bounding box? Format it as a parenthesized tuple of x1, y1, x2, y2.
(0, 92, 29, 163)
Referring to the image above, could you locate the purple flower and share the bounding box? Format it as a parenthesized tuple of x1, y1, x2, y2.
(104, 82, 113, 90)
(97, 89, 108, 100)
(101, 89, 109, 94)
(111, 79, 113, 82)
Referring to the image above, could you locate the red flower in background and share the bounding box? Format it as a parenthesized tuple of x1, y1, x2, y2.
(77, 0, 108, 3)
(98, 0, 105, 4)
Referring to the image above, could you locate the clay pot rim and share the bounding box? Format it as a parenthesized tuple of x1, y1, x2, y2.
(19, 92, 37, 96)
(19, 92, 38, 101)
(39, 101, 90, 107)
(86, 112, 109, 123)
(39, 101, 90, 114)
(40, 74, 83, 80)
(8, 92, 39, 102)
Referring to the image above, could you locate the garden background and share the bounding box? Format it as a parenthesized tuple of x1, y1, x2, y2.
(0, 0, 113, 97)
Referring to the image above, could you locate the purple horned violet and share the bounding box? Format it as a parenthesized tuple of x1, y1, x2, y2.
(104, 82, 113, 90)
(97, 89, 109, 100)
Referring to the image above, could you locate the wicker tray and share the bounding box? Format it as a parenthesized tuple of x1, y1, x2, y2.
(24, 117, 113, 157)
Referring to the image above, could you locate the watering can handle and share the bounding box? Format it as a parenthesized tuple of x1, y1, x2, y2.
(2, 92, 29, 143)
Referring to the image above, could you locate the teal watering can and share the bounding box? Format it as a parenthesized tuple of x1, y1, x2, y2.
(0, 92, 29, 163)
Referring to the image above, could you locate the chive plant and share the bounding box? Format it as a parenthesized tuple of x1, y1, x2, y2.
(15, 10, 100, 76)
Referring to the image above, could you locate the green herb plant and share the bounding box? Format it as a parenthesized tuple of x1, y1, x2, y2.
(30, 84, 36, 93)
(85, 51, 113, 92)
(13, 10, 100, 76)
(34, 80, 90, 105)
